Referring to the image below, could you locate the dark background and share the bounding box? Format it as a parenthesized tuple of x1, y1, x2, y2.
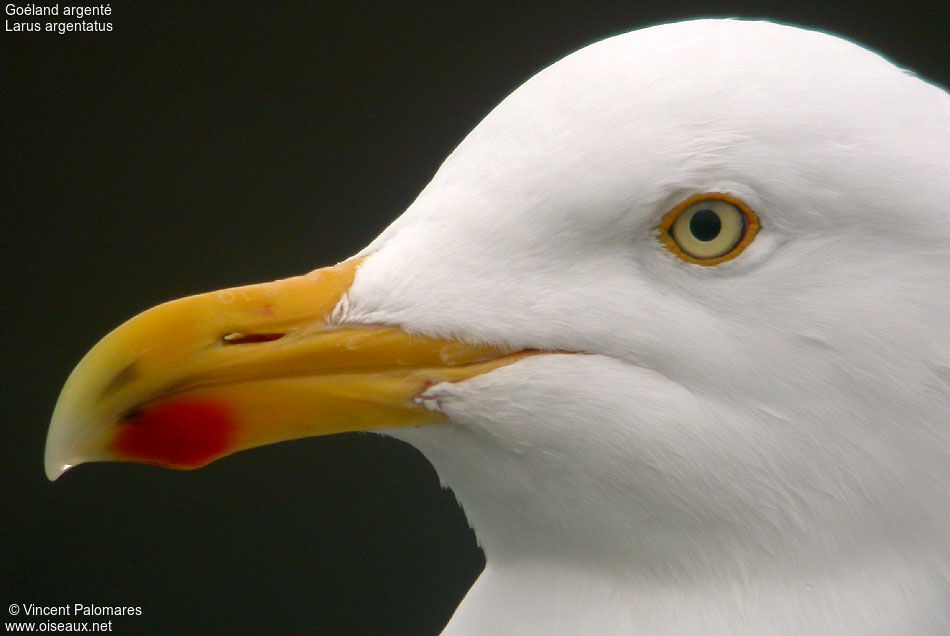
(2, 2, 947, 634)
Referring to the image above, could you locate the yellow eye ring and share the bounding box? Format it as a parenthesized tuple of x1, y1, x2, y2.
(658, 193, 760, 265)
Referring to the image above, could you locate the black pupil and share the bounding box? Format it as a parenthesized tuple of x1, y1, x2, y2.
(690, 209, 721, 241)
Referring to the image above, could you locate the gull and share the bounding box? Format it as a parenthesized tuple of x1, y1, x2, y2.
(45, 19, 949, 635)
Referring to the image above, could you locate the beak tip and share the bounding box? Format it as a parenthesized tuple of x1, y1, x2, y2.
(45, 459, 70, 481)
(45, 415, 78, 481)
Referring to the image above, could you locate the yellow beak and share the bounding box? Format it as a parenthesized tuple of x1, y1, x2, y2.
(45, 257, 533, 480)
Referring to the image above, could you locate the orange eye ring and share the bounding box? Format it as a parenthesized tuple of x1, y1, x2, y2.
(658, 193, 760, 265)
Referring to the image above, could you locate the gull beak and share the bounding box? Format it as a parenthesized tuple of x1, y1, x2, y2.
(45, 257, 531, 480)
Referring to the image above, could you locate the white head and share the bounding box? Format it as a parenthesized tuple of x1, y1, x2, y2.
(339, 19, 950, 583)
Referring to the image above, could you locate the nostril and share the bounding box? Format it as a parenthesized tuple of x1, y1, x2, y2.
(221, 332, 285, 345)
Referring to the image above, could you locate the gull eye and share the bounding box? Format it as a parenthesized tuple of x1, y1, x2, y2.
(658, 193, 760, 265)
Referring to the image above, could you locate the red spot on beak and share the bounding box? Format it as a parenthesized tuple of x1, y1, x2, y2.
(112, 400, 235, 469)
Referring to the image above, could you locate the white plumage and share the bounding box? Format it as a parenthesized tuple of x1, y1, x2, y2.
(333, 19, 950, 635)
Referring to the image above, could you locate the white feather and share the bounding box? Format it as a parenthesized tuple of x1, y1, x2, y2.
(338, 19, 949, 635)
